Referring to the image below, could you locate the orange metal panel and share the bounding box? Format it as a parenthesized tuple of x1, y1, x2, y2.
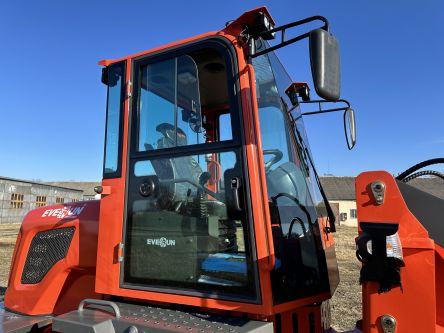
(4, 201, 100, 315)
(357, 171, 438, 333)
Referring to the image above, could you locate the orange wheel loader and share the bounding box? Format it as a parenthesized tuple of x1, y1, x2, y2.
(1, 7, 443, 333)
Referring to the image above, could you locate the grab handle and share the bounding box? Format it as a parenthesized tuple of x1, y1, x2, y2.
(78, 299, 121, 318)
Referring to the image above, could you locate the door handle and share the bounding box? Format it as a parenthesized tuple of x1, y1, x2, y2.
(230, 177, 242, 212)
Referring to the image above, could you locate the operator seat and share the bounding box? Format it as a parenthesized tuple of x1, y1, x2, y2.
(148, 123, 203, 206)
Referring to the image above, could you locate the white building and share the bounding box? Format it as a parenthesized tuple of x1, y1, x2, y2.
(320, 176, 444, 227)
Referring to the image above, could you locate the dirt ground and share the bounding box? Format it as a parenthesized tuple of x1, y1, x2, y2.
(0, 224, 360, 331)
(330, 225, 362, 331)
(0, 224, 20, 301)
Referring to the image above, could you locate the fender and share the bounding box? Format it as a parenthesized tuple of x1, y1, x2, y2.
(4, 200, 101, 316)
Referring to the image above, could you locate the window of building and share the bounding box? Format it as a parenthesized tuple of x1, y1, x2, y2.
(10, 193, 24, 209)
(56, 197, 64, 204)
(71, 198, 80, 202)
(350, 209, 358, 219)
(35, 196, 47, 207)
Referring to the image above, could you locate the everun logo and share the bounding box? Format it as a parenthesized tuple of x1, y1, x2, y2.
(146, 237, 176, 247)
(41, 204, 86, 219)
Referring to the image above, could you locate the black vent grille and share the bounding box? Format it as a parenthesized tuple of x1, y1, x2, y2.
(21, 227, 75, 284)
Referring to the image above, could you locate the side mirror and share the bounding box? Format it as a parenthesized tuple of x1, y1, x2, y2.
(309, 29, 340, 101)
(344, 108, 356, 150)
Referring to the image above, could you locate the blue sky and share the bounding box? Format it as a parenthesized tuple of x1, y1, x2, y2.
(0, 1, 443, 181)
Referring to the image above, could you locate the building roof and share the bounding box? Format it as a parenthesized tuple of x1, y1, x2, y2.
(45, 182, 101, 196)
(320, 176, 444, 201)
(0, 176, 83, 192)
(320, 177, 356, 200)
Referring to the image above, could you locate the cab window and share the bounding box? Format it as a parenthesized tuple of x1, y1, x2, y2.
(103, 62, 125, 177)
(137, 48, 234, 152)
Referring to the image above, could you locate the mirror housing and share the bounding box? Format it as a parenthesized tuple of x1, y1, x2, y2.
(309, 29, 340, 101)
(300, 99, 356, 150)
(344, 108, 356, 150)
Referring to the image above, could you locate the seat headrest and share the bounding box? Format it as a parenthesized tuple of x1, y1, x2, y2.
(156, 123, 187, 146)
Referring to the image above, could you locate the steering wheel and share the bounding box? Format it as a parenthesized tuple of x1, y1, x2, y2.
(263, 149, 283, 172)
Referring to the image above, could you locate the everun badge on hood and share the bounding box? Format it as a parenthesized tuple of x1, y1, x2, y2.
(147, 237, 176, 248)
(41, 204, 86, 219)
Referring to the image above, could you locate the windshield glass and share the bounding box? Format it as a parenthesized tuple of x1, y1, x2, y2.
(252, 40, 330, 303)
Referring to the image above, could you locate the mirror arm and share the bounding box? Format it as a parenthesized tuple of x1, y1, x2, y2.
(250, 16, 329, 58)
(301, 99, 350, 107)
(264, 15, 329, 36)
(300, 99, 351, 116)
(302, 107, 347, 116)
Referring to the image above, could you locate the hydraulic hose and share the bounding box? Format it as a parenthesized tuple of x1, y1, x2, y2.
(396, 158, 444, 181)
(402, 170, 444, 183)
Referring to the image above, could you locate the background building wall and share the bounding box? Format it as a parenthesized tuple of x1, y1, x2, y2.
(330, 200, 358, 227)
(0, 178, 83, 224)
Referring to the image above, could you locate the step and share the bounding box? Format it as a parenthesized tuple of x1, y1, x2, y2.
(52, 299, 273, 333)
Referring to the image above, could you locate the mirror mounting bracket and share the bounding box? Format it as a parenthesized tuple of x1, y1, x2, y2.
(248, 15, 329, 58)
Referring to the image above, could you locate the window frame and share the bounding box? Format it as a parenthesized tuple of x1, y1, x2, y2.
(102, 61, 126, 179)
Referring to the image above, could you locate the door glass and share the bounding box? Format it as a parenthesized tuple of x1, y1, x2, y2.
(125, 150, 255, 298)
(138, 58, 176, 151)
(138, 49, 234, 152)
(125, 44, 257, 301)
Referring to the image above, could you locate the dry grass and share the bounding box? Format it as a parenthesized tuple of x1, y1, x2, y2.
(0, 224, 361, 331)
(330, 225, 362, 331)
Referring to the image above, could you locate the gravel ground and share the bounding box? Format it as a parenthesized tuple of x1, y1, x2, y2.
(0, 224, 361, 331)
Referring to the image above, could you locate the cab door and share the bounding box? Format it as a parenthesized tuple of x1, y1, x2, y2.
(120, 41, 260, 302)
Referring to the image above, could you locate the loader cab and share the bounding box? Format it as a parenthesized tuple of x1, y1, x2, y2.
(98, 7, 338, 316)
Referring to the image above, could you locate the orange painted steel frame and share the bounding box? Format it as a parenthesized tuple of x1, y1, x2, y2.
(95, 6, 334, 319)
(5, 201, 101, 315)
(356, 171, 444, 333)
